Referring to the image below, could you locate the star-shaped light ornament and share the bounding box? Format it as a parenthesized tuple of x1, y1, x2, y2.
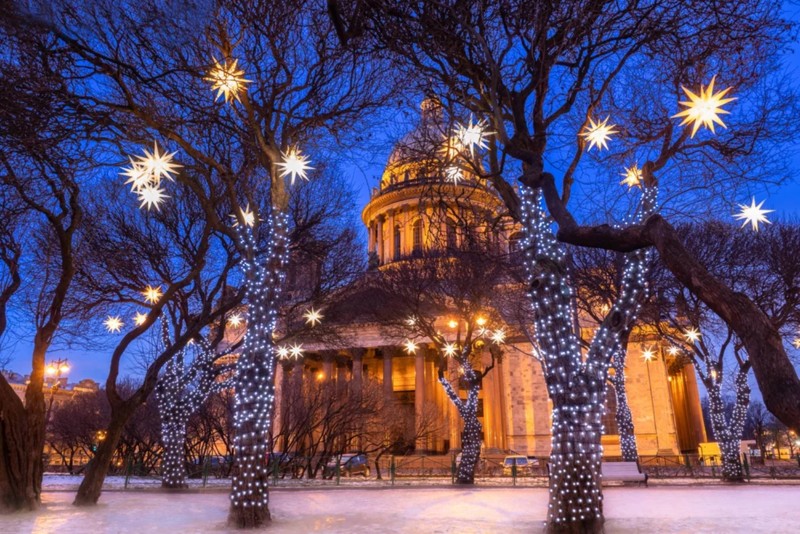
(227, 314, 244, 328)
(204, 58, 251, 103)
(793, 337, 800, 349)
(142, 285, 163, 304)
(443, 342, 459, 358)
(490, 329, 506, 345)
(581, 116, 618, 151)
(404, 340, 419, 354)
(642, 347, 655, 362)
(734, 197, 774, 232)
(684, 327, 702, 344)
(231, 204, 258, 228)
(122, 159, 150, 192)
(277, 147, 313, 185)
(445, 166, 464, 185)
(289, 344, 304, 359)
(304, 307, 323, 327)
(137, 185, 169, 211)
(454, 116, 493, 158)
(620, 164, 643, 188)
(276, 346, 290, 360)
(121, 143, 180, 212)
(133, 312, 148, 327)
(104, 316, 123, 333)
(672, 76, 736, 138)
(405, 316, 417, 327)
(667, 346, 680, 356)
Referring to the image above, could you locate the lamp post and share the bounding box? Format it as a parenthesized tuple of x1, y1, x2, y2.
(45, 357, 70, 424)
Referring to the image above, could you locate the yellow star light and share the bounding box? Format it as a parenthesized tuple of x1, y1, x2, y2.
(289, 343, 304, 359)
(227, 314, 244, 328)
(142, 285, 163, 304)
(667, 346, 680, 356)
(303, 307, 323, 326)
(104, 316, 123, 333)
(133, 312, 148, 327)
(445, 165, 463, 185)
(642, 347, 655, 362)
(137, 142, 181, 184)
(276, 346, 290, 359)
(734, 197, 774, 232)
(581, 116, 618, 151)
(672, 76, 736, 138)
(277, 147, 313, 185)
(792, 338, 800, 349)
(204, 58, 251, 103)
(443, 342, 459, 357)
(684, 328, 701, 343)
(454, 116, 493, 158)
(137, 185, 169, 211)
(231, 204, 258, 228)
(620, 164, 643, 188)
(404, 340, 418, 354)
(490, 329, 506, 345)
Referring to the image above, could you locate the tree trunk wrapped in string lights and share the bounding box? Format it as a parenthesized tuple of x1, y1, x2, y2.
(227, 213, 288, 527)
(607, 339, 639, 463)
(706, 365, 751, 481)
(521, 184, 656, 530)
(156, 326, 232, 489)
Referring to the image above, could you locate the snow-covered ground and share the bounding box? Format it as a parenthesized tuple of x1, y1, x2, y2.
(4, 486, 799, 533)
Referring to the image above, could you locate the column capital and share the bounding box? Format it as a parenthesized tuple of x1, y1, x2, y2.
(349, 347, 367, 361)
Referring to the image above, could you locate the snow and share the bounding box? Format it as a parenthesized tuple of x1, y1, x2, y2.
(4, 485, 799, 533)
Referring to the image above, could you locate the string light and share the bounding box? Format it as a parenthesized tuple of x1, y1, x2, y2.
(672, 75, 736, 137)
(581, 116, 618, 151)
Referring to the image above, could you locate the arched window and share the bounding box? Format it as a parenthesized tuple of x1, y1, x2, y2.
(508, 232, 524, 254)
(412, 219, 423, 254)
(393, 225, 402, 260)
(602, 384, 619, 435)
(446, 219, 458, 250)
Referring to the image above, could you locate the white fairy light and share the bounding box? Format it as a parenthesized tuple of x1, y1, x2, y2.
(104, 316, 123, 333)
(277, 147, 313, 185)
(734, 197, 773, 232)
(672, 75, 736, 138)
(580, 116, 618, 151)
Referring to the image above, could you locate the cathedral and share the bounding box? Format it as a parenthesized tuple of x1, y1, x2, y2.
(273, 99, 707, 459)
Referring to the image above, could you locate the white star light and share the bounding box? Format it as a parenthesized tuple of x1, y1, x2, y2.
(303, 307, 323, 326)
(684, 328, 701, 343)
(672, 76, 736, 138)
(793, 338, 800, 349)
(104, 316, 123, 333)
(277, 148, 313, 185)
(121, 143, 180, 212)
(581, 116, 618, 151)
(289, 344, 304, 359)
(139, 142, 181, 184)
(445, 165, 464, 185)
(404, 340, 418, 354)
(443, 342, 458, 357)
(137, 185, 169, 211)
(642, 347, 655, 362)
(620, 164, 643, 188)
(667, 346, 680, 356)
(454, 116, 493, 157)
(490, 329, 506, 345)
(227, 314, 244, 328)
(276, 346, 290, 360)
(405, 316, 417, 326)
(133, 312, 148, 327)
(121, 159, 150, 192)
(204, 58, 251, 103)
(142, 285, 163, 304)
(231, 204, 258, 228)
(734, 197, 774, 232)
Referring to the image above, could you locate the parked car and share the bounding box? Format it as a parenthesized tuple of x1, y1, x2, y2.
(323, 453, 370, 478)
(502, 455, 531, 476)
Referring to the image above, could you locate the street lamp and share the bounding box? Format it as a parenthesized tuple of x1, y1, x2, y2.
(45, 358, 70, 424)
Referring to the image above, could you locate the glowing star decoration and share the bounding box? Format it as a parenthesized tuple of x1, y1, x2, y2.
(667, 346, 680, 356)
(303, 307, 323, 327)
(684, 327, 702, 343)
(142, 285, 163, 304)
(443, 342, 458, 357)
(227, 314, 244, 328)
(445, 165, 464, 185)
(405, 316, 417, 326)
(277, 147, 313, 185)
(121, 160, 150, 192)
(230, 205, 259, 228)
(404, 340, 419, 354)
(673, 76, 736, 137)
(642, 347, 655, 362)
(734, 197, 774, 232)
(137, 185, 169, 211)
(104, 316, 123, 333)
(454, 116, 493, 158)
(793, 338, 800, 349)
(580, 116, 618, 151)
(138, 142, 181, 184)
(620, 164, 643, 188)
(289, 344, 304, 359)
(276, 346, 290, 360)
(133, 312, 148, 327)
(204, 58, 251, 103)
(490, 329, 506, 345)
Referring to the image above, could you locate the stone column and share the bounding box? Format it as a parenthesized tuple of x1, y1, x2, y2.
(376, 215, 385, 264)
(321, 350, 336, 382)
(350, 348, 365, 392)
(388, 209, 398, 260)
(415, 348, 426, 452)
(683, 363, 708, 445)
(381, 347, 394, 400)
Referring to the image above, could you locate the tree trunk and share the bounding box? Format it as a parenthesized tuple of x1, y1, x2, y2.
(73, 407, 130, 506)
(614, 381, 638, 463)
(719, 438, 744, 482)
(456, 406, 482, 485)
(160, 421, 188, 489)
(547, 399, 604, 533)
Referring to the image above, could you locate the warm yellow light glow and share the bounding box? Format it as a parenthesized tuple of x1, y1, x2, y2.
(684, 328, 701, 343)
(438, 136, 465, 161)
(734, 197, 773, 232)
(673, 76, 736, 138)
(581, 116, 618, 151)
(454, 116, 493, 157)
(620, 164, 643, 188)
(277, 147, 313, 185)
(443, 342, 458, 357)
(475, 316, 487, 327)
(404, 340, 418, 354)
(447, 319, 459, 329)
(303, 307, 323, 327)
(142, 285, 163, 304)
(490, 329, 506, 345)
(45, 365, 57, 376)
(642, 347, 655, 362)
(104, 316, 123, 333)
(204, 58, 251, 103)
(792, 338, 800, 349)
(59, 364, 70, 374)
(133, 312, 148, 326)
(227, 314, 244, 328)
(137, 184, 169, 211)
(316, 371, 324, 381)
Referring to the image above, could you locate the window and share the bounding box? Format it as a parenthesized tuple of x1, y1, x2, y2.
(412, 219, 423, 254)
(393, 225, 402, 260)
(602, 385, 619, 435)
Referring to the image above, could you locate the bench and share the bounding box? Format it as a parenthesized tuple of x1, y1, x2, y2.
(601, 461, 648, 486)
